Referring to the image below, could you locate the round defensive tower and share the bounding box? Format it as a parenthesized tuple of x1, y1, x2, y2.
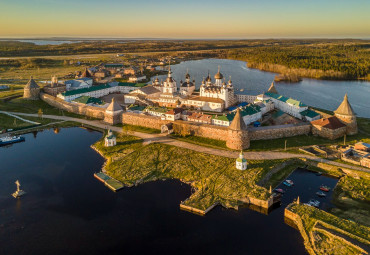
(226, 108, 250, 150)
(23, 76, 40, 100)
(334, 93, 358, 135)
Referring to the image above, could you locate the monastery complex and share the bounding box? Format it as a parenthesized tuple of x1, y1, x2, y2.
(23, 64, 358, 150)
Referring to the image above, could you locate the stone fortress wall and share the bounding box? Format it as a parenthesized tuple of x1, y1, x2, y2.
(41, 93, 106, 119)
(249, 123, 311, 141)
(41, 93, 312, 144)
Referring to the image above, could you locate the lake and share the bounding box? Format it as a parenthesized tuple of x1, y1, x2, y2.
(156, 59, 370, 118)
(0, 127, 340, 254)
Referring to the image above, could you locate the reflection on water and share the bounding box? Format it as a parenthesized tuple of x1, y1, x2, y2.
(156, 59, 370, 117)
(0, 127, 341, 255)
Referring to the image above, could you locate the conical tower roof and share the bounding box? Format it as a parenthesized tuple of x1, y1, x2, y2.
(334, 93, 355, 116)
(267, 81, 278, 94)
(229, 108, 247, 131)
(106, 98, 122, 112)
(81, 68, 92, 78)
(25, 76, 39, 89)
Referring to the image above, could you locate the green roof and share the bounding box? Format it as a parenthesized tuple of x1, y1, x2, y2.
(106, 134, 116, 139)
(128, 105, 146, 111)
(212, 113, 234, 122)
(300, 109, 320, 118)
(61, 84, 110, 97)
(105, 64, 124, 68)
(118, 82, 147, 88)
(240, 104, 261, 116)
(72, 96, 104, 105)
(236, 158, 247, 163)
(265, 92, 307, 107)
(145, 106, 168, 113)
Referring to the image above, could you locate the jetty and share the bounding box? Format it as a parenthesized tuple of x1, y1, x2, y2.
(94, 172, 124, 192)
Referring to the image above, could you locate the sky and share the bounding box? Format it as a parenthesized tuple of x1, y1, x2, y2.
(0, 0, 369, 39)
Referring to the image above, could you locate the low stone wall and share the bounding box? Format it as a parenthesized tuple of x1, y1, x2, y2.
(257, 159, 299, 187)
(284, 207, 316, 255)
(249, 123, 311, 140)
(245, 196, 274, 209)
(312, 125, 346, 140)
(179, 202, 219, 216)
(41, 93, 106, 119)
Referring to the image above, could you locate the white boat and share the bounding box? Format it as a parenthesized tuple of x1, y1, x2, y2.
(0, 135, 25, 146)
(308, 199, 320, 207)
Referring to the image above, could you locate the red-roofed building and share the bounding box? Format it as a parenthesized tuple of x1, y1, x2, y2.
(165, 108, 183, 121)
(311, 116, 347, 140)
(188, 112, 212, 124)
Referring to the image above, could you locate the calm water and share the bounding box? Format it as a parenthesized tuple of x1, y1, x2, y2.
(15, 40, 81, 45)
(157, 59, 370, 118)
(0, 128, 341, 254)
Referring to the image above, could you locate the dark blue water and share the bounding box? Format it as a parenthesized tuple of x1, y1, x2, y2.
(157, 59, 370, 118)
(275, 168, 339, 211)
(0, 128, 339, 254)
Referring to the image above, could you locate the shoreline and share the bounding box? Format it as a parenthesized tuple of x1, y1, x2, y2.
(226, 58, 370, 82)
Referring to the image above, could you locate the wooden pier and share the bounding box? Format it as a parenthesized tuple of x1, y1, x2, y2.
(94, 172, 124, 192)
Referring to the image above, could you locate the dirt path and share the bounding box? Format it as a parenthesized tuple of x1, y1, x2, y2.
(0, 111, 40, 125)
(8, 112, 370, 173)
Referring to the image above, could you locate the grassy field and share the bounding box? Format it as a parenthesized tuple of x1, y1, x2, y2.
(330, 169, 370, 227)
(0, 112, 68, 131)
(0, 112, 38, 130)
(118, 123, 161, 134)
(171, 134, 228, 149)
(288, 203, 370, 254)
(0, 97, 87, 119)
(94, 133, 292, 210)
(0, 89, 23, 99)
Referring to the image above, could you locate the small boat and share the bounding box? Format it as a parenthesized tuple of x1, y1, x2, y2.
(316, 191, 327, 197)
(240, 89, 244, 92)
(286, 180, 294, 185)
(308, 199, 320, 208)
(12, 180, 26, 198)
(316, 172, 322, 176)
(0, 135, 25, 146)
(320, 185, 331, 192)
(274, 188, 285, 194)
(283, 181, 292, 187)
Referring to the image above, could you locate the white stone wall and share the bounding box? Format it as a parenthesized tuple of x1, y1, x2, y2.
(236, 94, 257, 103)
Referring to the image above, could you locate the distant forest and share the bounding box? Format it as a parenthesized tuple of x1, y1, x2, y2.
(0, 39, 369, 80)
(228, 42, 370, 80)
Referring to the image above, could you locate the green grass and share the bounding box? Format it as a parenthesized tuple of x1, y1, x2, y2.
(288, 203, 370, 250)
(0, 113, 37, 130)
(171, 134, 228, 149)
(114, 123, 161, 134)
(0, 97, 87, 118)
(93, 132, 143, 159)
(357, 117, 370, 135)
(330, 173, 370, 226)
(95, 135, 290, 211)
(0, 90, 24, 99)
(0, 112, 72, 131)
